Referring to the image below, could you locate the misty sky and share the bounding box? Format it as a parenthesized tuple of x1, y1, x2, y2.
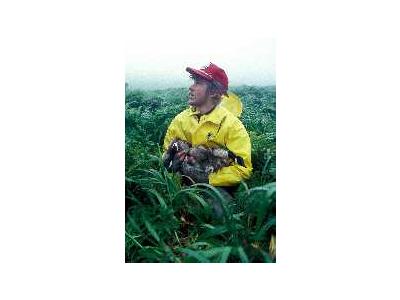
(125, 37, 275, 90)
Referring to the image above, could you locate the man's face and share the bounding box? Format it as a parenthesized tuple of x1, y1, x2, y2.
(188, 78, 210, 107)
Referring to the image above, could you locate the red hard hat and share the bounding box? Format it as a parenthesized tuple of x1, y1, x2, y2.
(186, 62, 229, 93)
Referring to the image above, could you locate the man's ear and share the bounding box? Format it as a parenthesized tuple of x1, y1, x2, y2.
(209, 90, 222, 99)
(209, 91, 217, 98)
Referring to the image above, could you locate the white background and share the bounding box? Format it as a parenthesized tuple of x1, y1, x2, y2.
(1, 0, 400, 299)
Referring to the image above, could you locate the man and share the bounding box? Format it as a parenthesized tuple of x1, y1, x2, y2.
(163, 62, 252, 195)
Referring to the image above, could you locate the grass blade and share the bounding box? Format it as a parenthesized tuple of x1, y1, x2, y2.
(145, 188, 167, 209)
(144, 218, 161, 243)
(237, 247, 249, 263)
(179, 248, 210, 263)
(125, 231, 143, 249)
(219, 247, 232, 263)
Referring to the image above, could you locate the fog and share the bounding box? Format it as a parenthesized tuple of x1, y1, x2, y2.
(125, 37, 275, 90)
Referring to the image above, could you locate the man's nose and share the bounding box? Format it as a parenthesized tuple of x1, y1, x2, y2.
(189, 83, 195, 91)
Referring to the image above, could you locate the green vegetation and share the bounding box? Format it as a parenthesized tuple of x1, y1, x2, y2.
(125, 85, 276, 263)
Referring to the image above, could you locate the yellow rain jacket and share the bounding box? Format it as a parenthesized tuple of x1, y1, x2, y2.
(163, 105, 252, 186)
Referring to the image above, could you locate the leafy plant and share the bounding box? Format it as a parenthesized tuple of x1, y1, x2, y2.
(125, 85, 276, 263)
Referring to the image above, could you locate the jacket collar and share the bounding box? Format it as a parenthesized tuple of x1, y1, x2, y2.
(188, 104, 227, 124)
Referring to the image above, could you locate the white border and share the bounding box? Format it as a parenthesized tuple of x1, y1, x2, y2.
(1, 0, 399, 299)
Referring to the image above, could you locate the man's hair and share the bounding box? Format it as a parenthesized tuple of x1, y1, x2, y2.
(190, 74, 224, 105)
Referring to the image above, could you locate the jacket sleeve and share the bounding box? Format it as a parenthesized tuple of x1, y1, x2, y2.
(208, 120, 252, 186)
(163, 115, 186, 152)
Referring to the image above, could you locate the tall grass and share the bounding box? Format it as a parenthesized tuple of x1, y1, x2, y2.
(125, 86, 276, 263)
(126, 152, 276, 263)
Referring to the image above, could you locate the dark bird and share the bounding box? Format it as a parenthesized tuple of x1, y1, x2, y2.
(162, 139, 235, 183)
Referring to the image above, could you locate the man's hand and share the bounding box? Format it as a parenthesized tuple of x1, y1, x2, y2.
(176, 150, 187, 162)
